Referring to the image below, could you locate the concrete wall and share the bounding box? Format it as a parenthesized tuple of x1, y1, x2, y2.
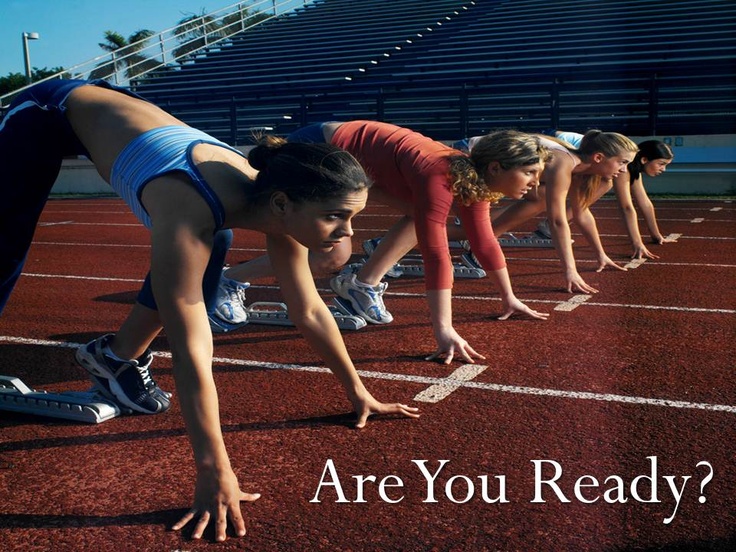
(51, 136, 735, 197)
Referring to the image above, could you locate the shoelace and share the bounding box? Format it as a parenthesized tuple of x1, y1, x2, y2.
(234, 285, 247, 306)
(136, 362, 156, 391)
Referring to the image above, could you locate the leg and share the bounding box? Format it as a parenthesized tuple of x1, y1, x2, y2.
(491, 186, 547, 236)
(357, 216, 417, 285)
(0, 103, 67, 314)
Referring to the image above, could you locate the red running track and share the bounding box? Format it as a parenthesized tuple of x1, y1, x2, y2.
(0, 196, 734, 551)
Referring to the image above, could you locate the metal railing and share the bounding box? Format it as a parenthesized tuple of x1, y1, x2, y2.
(0, 0, 313, 106)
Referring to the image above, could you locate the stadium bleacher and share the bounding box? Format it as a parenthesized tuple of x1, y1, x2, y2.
(126, 0, 735, 145)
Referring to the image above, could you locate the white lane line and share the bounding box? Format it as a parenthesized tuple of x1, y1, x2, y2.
(1, 336, 733, 414)
(503, 256, 736, 268)
(30, 241, 263, 253)
(413, 364, 487, 403)
(663, 233, 681, 242)
(37, 222, 143, 227)
(624, 258, 647, 270)
(17, 274, 736, 315)
(691, 218, 705, 223)
(38, 221, 74, 227)
(554, 294, 592, 312)
(23, 273, 145, 283)
(710, 207, 723, 212)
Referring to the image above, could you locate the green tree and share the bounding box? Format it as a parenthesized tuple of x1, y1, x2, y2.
(173, 11, 222, 61)
(89, 29, 158, 80)
(0, 67, 68, 98)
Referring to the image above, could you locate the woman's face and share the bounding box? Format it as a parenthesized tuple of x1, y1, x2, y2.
(642, 157, 672, 177)
(283, 189, 368, 252)
(485, 162, 544, 199)
(593, 152, 635, 179)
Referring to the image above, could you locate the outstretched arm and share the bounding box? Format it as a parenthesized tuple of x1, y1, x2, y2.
(613, 172, 660, 259)
(459, 203, 549, 322)
(571, 205, 627, 273)
(267, 233, 419, 426)
(630, 176, 665, 244)
(149, 224, 258, 542)
(545, 165, 598, 293)
(142, 178, 258, 543)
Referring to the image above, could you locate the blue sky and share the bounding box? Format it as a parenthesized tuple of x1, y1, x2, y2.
(0, 1, 230, 76)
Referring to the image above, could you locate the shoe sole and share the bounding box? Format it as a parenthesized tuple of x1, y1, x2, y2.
(331, 291, 393, 325)
(75, 346, 165, 414)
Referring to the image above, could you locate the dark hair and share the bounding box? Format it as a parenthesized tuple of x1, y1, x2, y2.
(628, 140, 674, 182)
(247, 135, 370, 203)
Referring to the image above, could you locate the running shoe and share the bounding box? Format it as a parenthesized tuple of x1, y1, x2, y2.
(330, 273, 393, 324)
(213, 276, 249, 325)
(360, 238, 404, 278)
(535, 219, 553, 239)
(458, 240, 483, 270)
(362, 237, 382, 256)
(76, 334, 171, 414)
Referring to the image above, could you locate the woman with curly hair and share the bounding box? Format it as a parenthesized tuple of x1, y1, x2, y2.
(226, 122, 549, 364)
(0, 82, 418, 542)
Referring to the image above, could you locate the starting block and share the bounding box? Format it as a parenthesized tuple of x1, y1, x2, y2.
(395, 262, 486, 279)
(246, 301, 367, 331)
(0, 375, 121, 423)
(496, 234, 554, 248)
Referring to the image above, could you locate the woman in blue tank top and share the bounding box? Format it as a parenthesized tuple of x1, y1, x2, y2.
(0, 79, 419, 542)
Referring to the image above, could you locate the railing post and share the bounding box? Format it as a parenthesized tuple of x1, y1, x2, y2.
(230, 98, 238, 145)
(300, 96, 309, 126)
(550, 78, 560, 129)
(376, 88, 385, 120)
(648, 74, 659, 136)
(459, 84, 469, 138)
(159, 33, 167, 65)
(111, 51, 119, 84)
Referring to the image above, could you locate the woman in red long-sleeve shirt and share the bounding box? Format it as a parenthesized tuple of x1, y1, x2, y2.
(227, 121, 549, 364)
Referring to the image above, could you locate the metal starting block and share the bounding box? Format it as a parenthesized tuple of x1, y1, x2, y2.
(396, 262, 486, 279)
(496, 234, 554, 248)
(0, 375, 121, 423)
(246, 301, 367, 331)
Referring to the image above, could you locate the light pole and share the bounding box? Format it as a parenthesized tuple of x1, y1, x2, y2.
(22, 32, 40, 84)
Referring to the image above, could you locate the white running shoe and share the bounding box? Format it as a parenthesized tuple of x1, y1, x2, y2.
(214, 276, 249, 324)
(330, 273, 393, 324)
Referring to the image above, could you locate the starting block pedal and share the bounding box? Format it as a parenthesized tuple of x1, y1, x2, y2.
(246, 301, 366, 331)
(331, 298, 372, 330)
(0, 375, 121, 423)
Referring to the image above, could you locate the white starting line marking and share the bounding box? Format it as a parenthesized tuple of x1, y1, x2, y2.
(413, 364, 487, 403)
(624, 258, 647, 270)
(690, 217, 705, 223)
(663, 233, 681, 242)
(1, 336, 734, 414)
(554, 294, 592, 312)
(38, 220, 74, 227)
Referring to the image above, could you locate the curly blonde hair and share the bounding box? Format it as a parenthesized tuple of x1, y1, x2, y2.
(448, 130, 549, 206)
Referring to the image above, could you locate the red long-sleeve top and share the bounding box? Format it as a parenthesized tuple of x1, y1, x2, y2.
(332, 121, 506, 290)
